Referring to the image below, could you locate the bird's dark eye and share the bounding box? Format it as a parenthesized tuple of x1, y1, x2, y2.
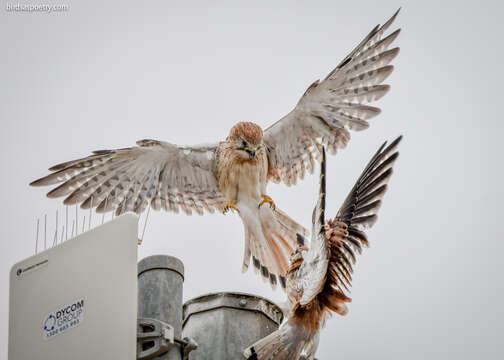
(242, 140, 247, 148)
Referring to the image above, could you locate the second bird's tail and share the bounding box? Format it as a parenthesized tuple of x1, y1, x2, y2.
(243, 319, 318, 360)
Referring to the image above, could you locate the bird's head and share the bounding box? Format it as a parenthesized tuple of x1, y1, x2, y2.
(227, 122, 264, 160)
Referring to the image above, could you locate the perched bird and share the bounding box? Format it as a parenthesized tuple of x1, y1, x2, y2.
(30, 10, 401, 289)
(244, 136, 402, 360)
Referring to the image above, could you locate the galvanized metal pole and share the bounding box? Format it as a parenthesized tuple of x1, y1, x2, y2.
(138, 255, 185, 360)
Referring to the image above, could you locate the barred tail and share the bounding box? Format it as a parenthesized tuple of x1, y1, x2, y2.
(243, 320, 316, 360)
(239, 202, 309, 291)
(273, 208, 309, 239)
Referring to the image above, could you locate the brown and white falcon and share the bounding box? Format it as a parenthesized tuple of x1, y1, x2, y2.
(30, 10, 401, 289)
(244, 136, 402, 359)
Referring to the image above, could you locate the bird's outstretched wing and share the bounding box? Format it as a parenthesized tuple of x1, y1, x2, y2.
(290, 136, 402, 310)
(289, 148, 329, 306)
(324, 136, 402, 305)
(265, 9, 401, 186)
(30, 140, 226, 215)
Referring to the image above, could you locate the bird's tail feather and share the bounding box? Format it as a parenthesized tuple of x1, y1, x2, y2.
(273, 208, 309, 238)
(240, 204, 308, 290)
(243, 320, 315, 360)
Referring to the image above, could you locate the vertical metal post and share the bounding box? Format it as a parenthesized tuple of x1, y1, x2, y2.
(138, 255, 185, 360)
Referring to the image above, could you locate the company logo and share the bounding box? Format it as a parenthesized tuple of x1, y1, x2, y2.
(43, 314, 56, 331)
(42, 298, 85, 340)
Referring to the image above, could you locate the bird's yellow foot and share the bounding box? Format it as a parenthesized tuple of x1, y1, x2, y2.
(258, 194, 276, 210)
(223, 201, 239, 214)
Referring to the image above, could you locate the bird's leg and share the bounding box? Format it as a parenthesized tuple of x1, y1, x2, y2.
(223, 200, 239, 214)
(258, 194, 276, 210)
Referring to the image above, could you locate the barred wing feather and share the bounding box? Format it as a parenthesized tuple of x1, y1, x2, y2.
(265, 9, 401, 187)
(290, 136, 401, 309)
(30, 140, 226, 216)
(326, 136, 402, 298)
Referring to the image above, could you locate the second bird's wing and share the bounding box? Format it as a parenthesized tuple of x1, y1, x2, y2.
(289, 148, 329, 306)
(30, 140, 226, 215)
(289, 136, 402, 309)
(264, 9, 400, 187)
(322, 136, 402, 313)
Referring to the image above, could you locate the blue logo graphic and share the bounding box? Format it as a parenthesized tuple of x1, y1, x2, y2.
(43, 314, 56, 332)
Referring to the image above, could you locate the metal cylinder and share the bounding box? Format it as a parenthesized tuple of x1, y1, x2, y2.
(182, 292, 283, 360)
(138, 255, 185, 360)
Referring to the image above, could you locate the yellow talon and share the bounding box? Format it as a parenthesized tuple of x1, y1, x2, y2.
(223, 201, 239, 214)
(258, 194, 276, 210)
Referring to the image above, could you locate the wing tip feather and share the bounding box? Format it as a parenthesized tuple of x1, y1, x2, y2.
(29, 177, 46, 187)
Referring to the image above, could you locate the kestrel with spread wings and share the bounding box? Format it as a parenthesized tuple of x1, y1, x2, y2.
(30, 10, 401, 290)
(244, 136, 402, 359)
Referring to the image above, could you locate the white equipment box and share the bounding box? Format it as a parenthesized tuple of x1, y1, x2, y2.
(9, 213, 138, 360)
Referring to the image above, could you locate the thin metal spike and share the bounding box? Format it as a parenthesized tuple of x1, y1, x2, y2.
(102, 196, 108, 225)
(75, 205, 79, 236)
(53, 210, 58, 246)
(82, 216, 86, 233)
(35, 218, 40, 254)
(65, 206, 68, 241)
(88, 196, 93, 230)
(140, 205, 151, 245)
(44, 214, 47, 250)
(113, 199, 118, 218)
(71, 220, 75, 238)
(60, 226, 64, 243)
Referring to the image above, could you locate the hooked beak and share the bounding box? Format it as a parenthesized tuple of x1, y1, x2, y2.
(247, 149, 256, 160)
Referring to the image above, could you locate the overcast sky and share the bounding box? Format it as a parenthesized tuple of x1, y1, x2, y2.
(1, 1, 502, 359)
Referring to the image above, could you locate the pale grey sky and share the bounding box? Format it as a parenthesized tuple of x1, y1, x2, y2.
(1, 1, 502, 359)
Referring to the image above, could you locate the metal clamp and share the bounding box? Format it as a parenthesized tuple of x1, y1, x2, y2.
(137, 318, 175, 359)
(137, 318, 198, 360)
